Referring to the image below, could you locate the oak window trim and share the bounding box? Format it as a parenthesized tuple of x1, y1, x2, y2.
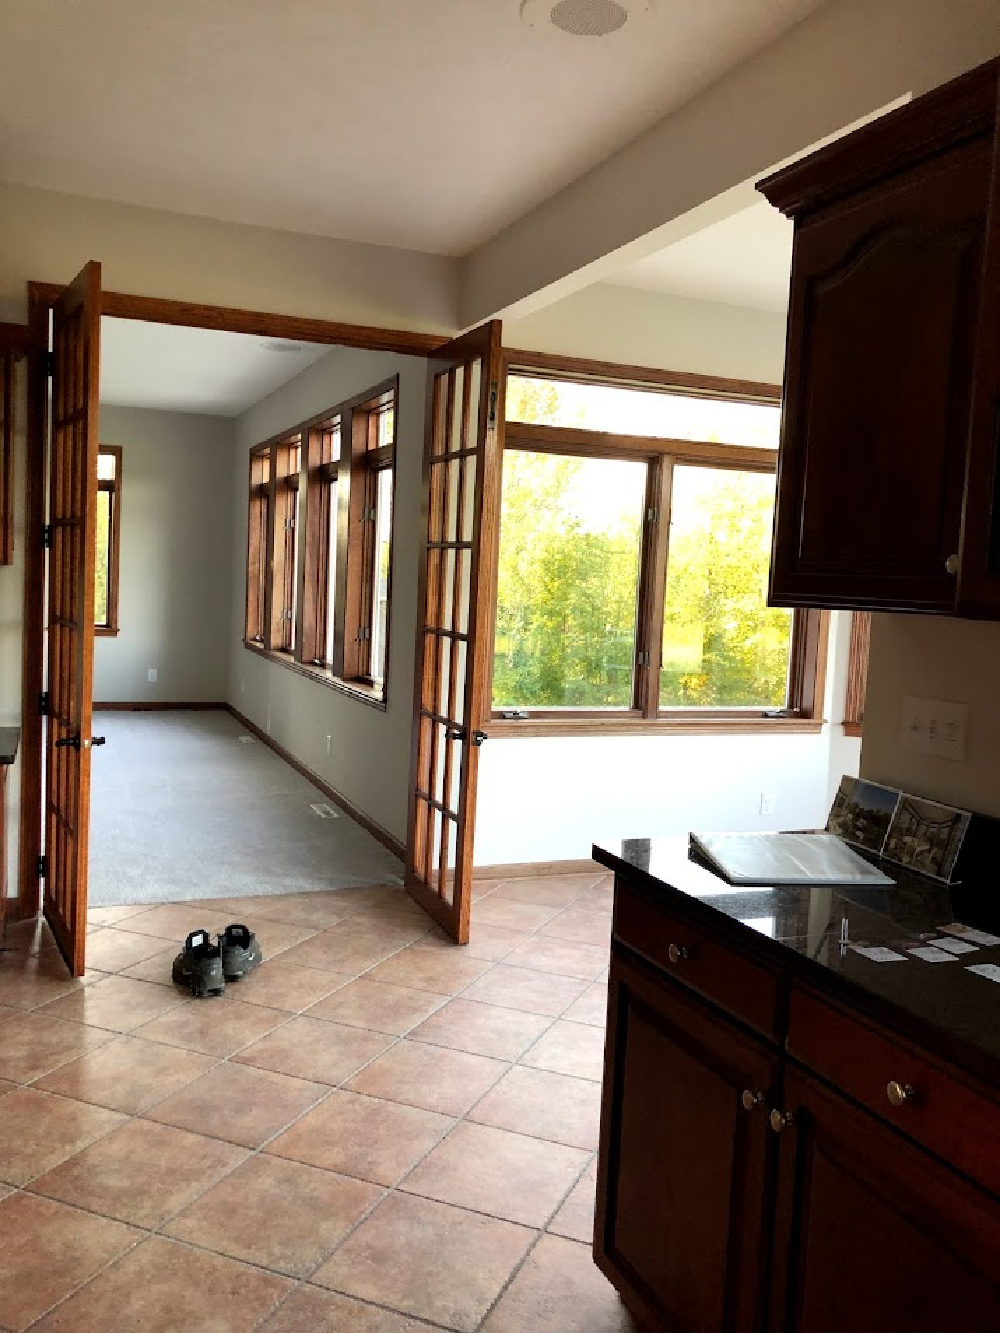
(491, 417, 827, 736)
(95, 444, 122, 637)
(843, 611, 872, 737)
(243, 376, 398, 711)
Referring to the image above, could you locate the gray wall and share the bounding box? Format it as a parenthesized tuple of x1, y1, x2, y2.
(96, 405, 235, 703)
(230, 346, 427, 847)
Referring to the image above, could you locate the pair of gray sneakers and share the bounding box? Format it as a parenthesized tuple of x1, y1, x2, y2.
(172, 924, 262, 997)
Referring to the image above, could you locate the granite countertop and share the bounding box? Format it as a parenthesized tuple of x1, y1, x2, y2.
(0, 728, 19, 766)
(594, 835, 1000, 1090)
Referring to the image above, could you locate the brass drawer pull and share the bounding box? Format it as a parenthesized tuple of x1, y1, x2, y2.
(667, 943, 689, 965)
(769, 1108, 795, 1134)
(741, 1089, 765, 1112)
(886, 1080, 918, 1108)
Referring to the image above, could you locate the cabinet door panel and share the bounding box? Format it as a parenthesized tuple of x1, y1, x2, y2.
(772, 137, 991, 611)
(769, 1069, 1000, 1333)
(596, 952, 777, 1333)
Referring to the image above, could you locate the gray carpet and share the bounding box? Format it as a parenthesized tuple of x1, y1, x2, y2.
(87, 710, 404, 906)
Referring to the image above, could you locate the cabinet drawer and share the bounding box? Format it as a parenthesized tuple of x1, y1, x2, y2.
(787, 987, 1000, 1197)
(613, 883, 783, 1040)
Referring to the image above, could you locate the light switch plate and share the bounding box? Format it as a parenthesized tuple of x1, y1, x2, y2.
(900, 695, 968, 762)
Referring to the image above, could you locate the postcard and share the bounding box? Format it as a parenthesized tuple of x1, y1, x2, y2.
(883, 795, 971, 883)
(829, 778, 900, 855)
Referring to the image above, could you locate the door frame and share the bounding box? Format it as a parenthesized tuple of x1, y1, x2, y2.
(15, 283, 450, 922)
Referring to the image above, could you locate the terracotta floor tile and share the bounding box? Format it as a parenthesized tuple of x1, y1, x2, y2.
(346, 1040, 506, 1117)
(563, 982, 609, 1028)
(491, 874, 600, 907)
(0, 1089, 126, 1186)
(473, 898, 563, 931)
(86, 904, 152, 927)
(38, 975, 187, 1032)
(266, 1089, 452, 1186)
(572, 885, 615, 918)
(237, 919, 324, 959)
(31, 1117, 248, 1228)
(541, 908, 613, 948)
(2, 918, 57, 955)
(402, 1121, 591, 1227)
(215, 892, 360, 930)
(0, 953, 105, 1011)
(408, 922, 530, 961)
(307, 978, 447, 1035)
(33, 1036, 216, 1114)
(504, 936, 608, 981)
(470, 1066, 602, 1149)
(0, 1193, 139, 1332)
(224, 959, 350, 1012)
(0, 1012, 112, 1083)
(482, 1234, 635, 1332)
(144, 1060, 326, 1147)
(549, 1159, 598, 1243)
(233, 1015, 391, 1085)
(0, 1077, 15, 1097)
(462, 964, 589, 1017)
(117, 946, 181, 987)
(364, 946, 492, 996)
(110, 903, 208, 942)
(257, 1285, 416, 1332)
(136, 997, 284, 1056)
(313, 1193, 534, 1333)
(30, 1236, 292, 1332)
(279, 933, 403, 976)
(520, 1020, 606, 1081)
(78, 929, 171, 973)
(166, 1154, 382, 1277)
(409, 998, 552, 1061)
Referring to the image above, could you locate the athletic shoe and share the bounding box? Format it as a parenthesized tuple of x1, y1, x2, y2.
(218, 923, 263, 981)
(172, 930, 225, 997)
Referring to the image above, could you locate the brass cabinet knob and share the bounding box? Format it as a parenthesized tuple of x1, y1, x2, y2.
(769, 1108, 794, 1134)
(741, 1089, 765, 1112)
(945, 554, 960, 575)
(886, 1080, 917, 1108)
(667, 943, 689, 964)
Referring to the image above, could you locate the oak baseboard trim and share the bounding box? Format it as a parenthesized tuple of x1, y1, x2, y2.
(93, 701, 227, 711)
(473, 858, 600, 880)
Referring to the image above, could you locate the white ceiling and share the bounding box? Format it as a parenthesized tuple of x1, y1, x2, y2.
(0, 0, 825, 256)
(99, 318, 330, 416)
(607, 201, 794, 312)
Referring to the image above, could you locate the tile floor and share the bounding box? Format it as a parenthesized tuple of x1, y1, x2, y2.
(0, 873, 638, 1332)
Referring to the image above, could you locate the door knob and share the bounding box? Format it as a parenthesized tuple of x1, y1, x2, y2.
(886, 1080, 917, 1108)
(944, 554, 960, 575)
(667, 943, 688, 964)
(769, 1108, 794, 1134)
(741, 1089, 765, 1112)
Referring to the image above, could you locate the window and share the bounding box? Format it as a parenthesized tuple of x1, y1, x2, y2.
(244, 379, 397, 706)
(95, 445, 122, 635)
(492, 370, 824, 731)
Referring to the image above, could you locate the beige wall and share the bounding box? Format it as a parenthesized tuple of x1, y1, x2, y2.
(0, 364, 26, 898)
(231, 346, 427, 847)
(505, 284, 788, 383)
(861, 615, 1000, 816)
(0, 182, 458, 332)
(95, 405, 235, 705)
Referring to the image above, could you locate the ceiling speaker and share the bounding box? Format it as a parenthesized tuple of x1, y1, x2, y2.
(520, 0, 653, 37)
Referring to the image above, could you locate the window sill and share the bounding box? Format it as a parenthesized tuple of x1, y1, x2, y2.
(95, 625, 119, 637)
(843, 721, 863, 738)
(486, 715, 825, 739)
(243, 641, 386, 711)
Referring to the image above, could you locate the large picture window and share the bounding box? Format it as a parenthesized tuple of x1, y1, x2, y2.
(244, 378, 397, 707)
(95, 445, 122, 635)
(492, 370, 824, 732)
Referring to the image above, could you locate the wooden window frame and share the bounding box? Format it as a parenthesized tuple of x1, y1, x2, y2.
(95, 444, 122, 636)
(244, 377, 398, 709)
(488, 372, 827, 739)
(245, 443, 271, 646)
(843, 611, 871, 737)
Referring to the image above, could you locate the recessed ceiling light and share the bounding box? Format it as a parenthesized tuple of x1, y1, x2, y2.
(519, 0, 653, 38)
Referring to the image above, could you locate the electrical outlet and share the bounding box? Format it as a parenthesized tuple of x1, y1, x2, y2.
(901, 695, 968, 762)
(326, 734, 332, 755)
(759, 792, 776, 816)
(147, 668, 157, 683)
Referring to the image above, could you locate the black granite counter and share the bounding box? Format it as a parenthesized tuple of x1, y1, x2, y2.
(594, 836, 1000, 1089)
(0, 728, 19, 766)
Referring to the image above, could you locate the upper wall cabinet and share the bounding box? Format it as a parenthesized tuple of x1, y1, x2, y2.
(758, 58, 1000, 616)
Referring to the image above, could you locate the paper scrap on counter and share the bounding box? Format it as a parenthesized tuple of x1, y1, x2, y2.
(966, 963, 1000, 985)
(908, 945, 961, 963)
(927, 936, 979, 956)
(851, 945, 908, 963)
(938, 923, 1000, 947)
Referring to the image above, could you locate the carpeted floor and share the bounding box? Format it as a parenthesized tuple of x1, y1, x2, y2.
(87, 710, 404, 906)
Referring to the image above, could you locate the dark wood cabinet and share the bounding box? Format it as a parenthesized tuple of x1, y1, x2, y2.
(595, 951, 778, 1333)
(768, 1069, 1000, 1333)
(759, 58, 1000, 615)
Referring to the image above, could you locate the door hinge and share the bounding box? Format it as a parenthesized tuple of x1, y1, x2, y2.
(44, 350, 55, 377)
(356, 626, 371, 642)
(488, 381, 499, 429)
(37, 855, 47, 880)
(42, 524, 53, 549)
(646, 508, 658, 524)
(39, 691, 49, 717)
(284, 517, 295, 531)
(282, 608, 293, 621)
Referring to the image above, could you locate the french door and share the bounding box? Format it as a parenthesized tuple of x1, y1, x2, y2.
(405, 321, 504, 942)
(43, 261, 102, 975)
